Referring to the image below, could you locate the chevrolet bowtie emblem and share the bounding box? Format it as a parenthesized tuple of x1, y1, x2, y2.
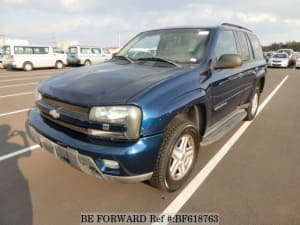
(49, 109, 60, 119)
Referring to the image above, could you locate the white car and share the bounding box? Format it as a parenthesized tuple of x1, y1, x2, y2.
(2, 45, 67, 71)
(67, 46, 112, 66)
(268, 53, 289, 68)
(295, 54, 300, 68)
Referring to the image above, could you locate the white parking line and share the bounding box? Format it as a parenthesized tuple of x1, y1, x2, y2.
(0, 82, 37, 89)
(0, 108, 31, 117)
(0, 145, 40, 161)
(0, 76, 49, 82)
(0, 92, 34, 98)
(153, 75, 289, 224)
(0, 69, 68, 77)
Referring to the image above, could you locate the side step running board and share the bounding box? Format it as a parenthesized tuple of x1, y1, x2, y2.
(201, 109, 247, 146)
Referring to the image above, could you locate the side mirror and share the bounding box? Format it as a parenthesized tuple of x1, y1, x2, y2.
(215, 54, 242, 69)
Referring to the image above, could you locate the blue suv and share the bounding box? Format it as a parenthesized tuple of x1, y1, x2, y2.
(29, 23, 267, 191)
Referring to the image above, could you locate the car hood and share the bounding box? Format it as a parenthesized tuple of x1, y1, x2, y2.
(39, 62, 185, 106)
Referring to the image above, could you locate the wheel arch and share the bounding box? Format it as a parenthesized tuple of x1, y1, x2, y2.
(172, 104, 207, 139)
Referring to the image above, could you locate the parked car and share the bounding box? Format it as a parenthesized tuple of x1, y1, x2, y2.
(268, 53, 290, 68)
(291, 52, 300, 65)
(264, 51, 275, 62)
(28, 23, 267, 191)
(0, 53, 3, 68)
(294, 53, 300, 68)
(67, 45, 112, 66)
(277, 48, 294, 64)
(2, 45, 67, 71)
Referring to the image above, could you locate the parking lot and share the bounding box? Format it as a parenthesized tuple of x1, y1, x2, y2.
(0, 67, 300, 225)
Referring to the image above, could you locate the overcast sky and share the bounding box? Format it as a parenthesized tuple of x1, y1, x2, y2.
(0, 0, 300, 47)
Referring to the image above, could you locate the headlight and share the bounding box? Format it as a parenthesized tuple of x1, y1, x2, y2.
(35, 87, 42, 102)
(89, 105, 142, 140)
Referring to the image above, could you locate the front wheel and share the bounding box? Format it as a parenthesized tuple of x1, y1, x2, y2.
(84, 60, 91, 66)
(245, 86, 260, 121)
(150, 119, 199, 192)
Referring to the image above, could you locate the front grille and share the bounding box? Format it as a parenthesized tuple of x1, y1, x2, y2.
(39, 96, 91, 135)
(42, 112, 88, 135)
(42, 96, 90, 119)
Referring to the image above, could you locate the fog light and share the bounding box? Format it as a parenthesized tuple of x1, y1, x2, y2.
(102, 159, 120, 169)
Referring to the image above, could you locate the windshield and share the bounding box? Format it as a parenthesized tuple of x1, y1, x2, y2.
(273, 53, 287, 58)
(3, 46, 11, 55)
(117, 29, 211, 63)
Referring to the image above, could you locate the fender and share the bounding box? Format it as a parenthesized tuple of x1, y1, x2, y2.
(140, 89, 209, 136)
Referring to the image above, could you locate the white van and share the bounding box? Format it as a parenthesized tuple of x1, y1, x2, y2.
(67, 46, 112, 66)
(2, 45, 67, 71)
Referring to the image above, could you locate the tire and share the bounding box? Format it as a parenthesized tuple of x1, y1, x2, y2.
(84, 60, 91, 66)
(245, 86, 260, 121)
(150, 118, 200, 192)
(55, 61, 64, 69)
(23, 62, 33, 71)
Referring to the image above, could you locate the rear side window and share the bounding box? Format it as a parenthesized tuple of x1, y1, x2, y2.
(92, 48, 101, 54)
(236, 32, 251, 61)
(53, 47, 64, 54)
(214, 30, 238, 60)
(81, 48, 92, 54)
(248, 34, 264, 60)
(33, 47, 49, 54)
(15, 47, 25, 54)
(14, 47, 48, 54)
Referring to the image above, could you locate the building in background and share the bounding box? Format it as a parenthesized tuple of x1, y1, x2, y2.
(56, 41, 79, 53)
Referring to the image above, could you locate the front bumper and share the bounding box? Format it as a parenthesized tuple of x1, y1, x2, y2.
(268, 62, 288, 67)
(29, 108, 164, 182)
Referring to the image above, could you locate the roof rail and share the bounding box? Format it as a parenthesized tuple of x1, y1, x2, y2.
(221, 23, 252, 32)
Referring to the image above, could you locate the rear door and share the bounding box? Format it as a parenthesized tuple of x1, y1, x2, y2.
(234, 31, 257, 103)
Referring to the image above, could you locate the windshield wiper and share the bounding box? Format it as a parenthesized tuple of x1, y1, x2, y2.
(113, 55, 135, 64)
(136, 57, 182, 68)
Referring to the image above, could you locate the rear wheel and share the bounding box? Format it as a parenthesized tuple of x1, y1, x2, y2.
(23, 62, 33, 71)
(150, 118, 199, 192)
(245, 86, 260, 121)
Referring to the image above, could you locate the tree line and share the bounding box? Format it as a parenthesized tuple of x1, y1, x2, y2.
(263, 41, 300, 52)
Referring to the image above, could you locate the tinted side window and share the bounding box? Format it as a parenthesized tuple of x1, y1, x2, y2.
(92, 48, 100, 54)
(236, 32, 251, 61)
(24, 47, 33, 54)
(81, 48, 92, 54)
(32, 47, 48, 54)
(15, 47, 25, 54)
(53, 47, 64, 54)
(248, 34, 264, 60)
(214, 31, 238, 60)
